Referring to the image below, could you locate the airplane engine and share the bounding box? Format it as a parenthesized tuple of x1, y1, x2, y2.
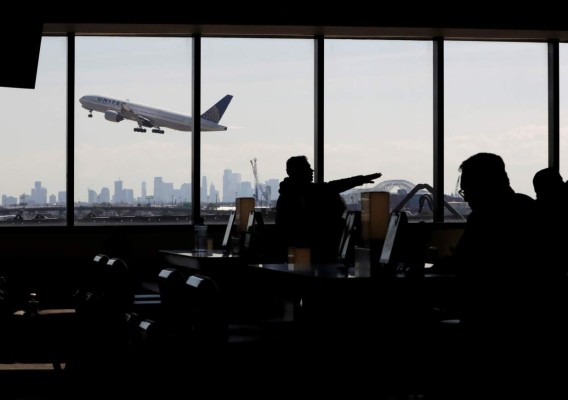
(104, 110, 124, 122)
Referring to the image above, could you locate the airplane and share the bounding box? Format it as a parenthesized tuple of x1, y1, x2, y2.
(79, 94, 233, 134)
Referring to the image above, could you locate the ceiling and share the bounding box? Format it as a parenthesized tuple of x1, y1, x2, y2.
(32, 8, 568, 41)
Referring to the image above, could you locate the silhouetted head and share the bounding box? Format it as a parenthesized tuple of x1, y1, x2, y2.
(459, 153, 511, 211)
(533, 167, 564, 201)
(286, 156, 314, 183)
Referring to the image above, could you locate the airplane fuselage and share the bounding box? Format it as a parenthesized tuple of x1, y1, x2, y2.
(79, 95, 227, 132)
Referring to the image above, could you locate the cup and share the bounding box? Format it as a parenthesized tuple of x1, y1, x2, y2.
(295, 248, 311, 267)
(288, 247, 311, 271)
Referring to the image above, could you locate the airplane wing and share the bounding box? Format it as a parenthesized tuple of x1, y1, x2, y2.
(120, 103, 155, 128)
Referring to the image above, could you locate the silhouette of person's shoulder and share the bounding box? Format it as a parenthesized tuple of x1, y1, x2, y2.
(514, 192, 536, 205)
(503, 193, 537, 228)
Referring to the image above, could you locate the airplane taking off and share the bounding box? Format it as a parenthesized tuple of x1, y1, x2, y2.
(79, 94, 233, 134)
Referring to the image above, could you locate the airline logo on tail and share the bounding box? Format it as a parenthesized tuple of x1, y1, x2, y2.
(79, 94, 233, 134)
(201, 95, 233, 124)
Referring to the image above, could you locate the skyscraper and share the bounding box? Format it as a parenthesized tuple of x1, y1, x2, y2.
(141, 181, 147, 202)
(113, 180, 123, 204)
(201, 176, 208, 203)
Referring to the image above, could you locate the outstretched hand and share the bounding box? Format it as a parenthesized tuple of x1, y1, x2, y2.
(364, 172, 382, 184)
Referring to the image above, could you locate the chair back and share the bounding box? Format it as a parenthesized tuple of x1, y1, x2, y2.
(242, 211, 265, 262)
(103, 258, 134, 314)
(90, 253, 110, 289)
(69, 258, 134, 371)
(185, 274, 228, 344)
(74, 254, 109, 313)
(157, 268, 191, 331)
(338, 210, 361, 265)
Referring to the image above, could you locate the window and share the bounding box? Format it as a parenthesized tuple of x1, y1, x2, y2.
(74, 37, 192, 225)
(325, 39, 433, 221)
(445, 41, 548, 219)
(0, 31, 559, 228)
(0, 37, 66, 225)
(201, 38, 314, 224)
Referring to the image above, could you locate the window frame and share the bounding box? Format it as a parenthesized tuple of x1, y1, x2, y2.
(2, 28, 558, 230)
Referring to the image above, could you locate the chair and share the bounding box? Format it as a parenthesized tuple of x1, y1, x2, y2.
(71, 254, 104, 312)
(129, 268, 192, 356)
(0, 276, 12, 363)
(2, 255, 117, 370)
(92, 253, 109, 264)
(8, 290, 77, 370)
(128, 269, 201, 373)
(156, 267, 192, 335)
(185, 274, 268, 347)
(240, 211, 265, 262)
(67, 257, 136, 372)
(338, 210, 361, 265)
(185, 274, 228, 345)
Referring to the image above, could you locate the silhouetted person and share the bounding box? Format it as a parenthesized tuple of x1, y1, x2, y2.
(439, 153, 565, 396)
(533, 167, 565, 209)
(276, 155, 381, 263)
(532, 167, 568, 275)
(454, 152, 538, 325)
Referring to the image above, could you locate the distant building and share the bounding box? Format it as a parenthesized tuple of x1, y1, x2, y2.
(19, 194, 31, 205)
(178, 183, 191, 204)
(88, 189, 97, 204)
(266, 179, 280, 202)
(57, 191, 66, 205)
(2, 194, 17, 206)
(31, 181, 47, 205)
(113, 180, 123, 204)
(141, 181, 147, 203)
(240, 181, 253, 198)
(124, 188, 134, 203)
(201, 176, 208, 203)
(209, 182, 218, 203)
(100, 187, 110, 203)
(154, 177, 162, 202)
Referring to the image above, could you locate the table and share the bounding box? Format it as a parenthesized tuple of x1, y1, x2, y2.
(160, 249, 458, 330)
(160, 249, 241, 270)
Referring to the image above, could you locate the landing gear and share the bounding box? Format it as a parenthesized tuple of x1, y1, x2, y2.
(152, 129, 165, 134)
(88, 110, 93, 118)
(134, 127, 147, 133)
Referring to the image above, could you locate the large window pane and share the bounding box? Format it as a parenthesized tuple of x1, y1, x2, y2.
(325, 40, 433, 221)
(445, 41, 548, 219)
(0, 37, 67, 225)
(202, 38, 314, 223)
(75, 37, 192, 225)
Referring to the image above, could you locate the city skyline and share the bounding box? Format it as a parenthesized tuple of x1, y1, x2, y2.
(1, 171, 462, 208)
(0, 168, 283, 206)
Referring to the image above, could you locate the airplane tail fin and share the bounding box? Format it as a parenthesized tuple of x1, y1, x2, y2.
(201, 95, 233, 123)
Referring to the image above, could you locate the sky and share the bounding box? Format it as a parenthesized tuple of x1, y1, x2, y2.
(1, 36, 568, 203)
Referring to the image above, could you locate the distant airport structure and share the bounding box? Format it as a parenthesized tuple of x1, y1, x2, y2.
(375, 179, 416, 193)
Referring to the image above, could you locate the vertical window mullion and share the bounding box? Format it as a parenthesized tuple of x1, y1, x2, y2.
(433, 38, 444, 222)
(549, 40, 560, 170)
(314, 36, 324, 184)
(192, 34, 201, 224)
(67, 33, 75, 227)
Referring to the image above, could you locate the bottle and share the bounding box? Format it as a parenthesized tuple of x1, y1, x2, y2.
(27, 292, 39, 317)
(194, 224, 208, 253)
